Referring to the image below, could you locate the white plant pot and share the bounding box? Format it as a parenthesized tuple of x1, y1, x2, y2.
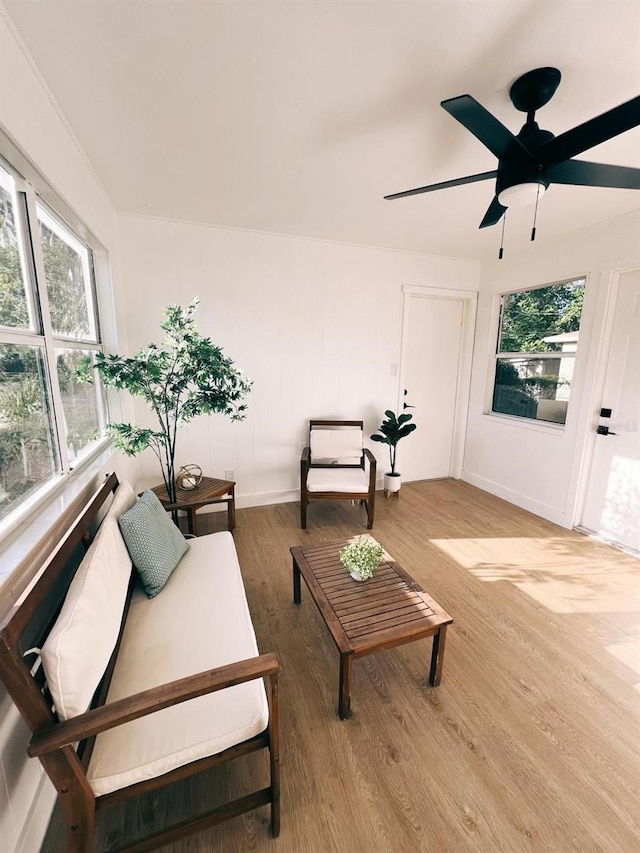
(384, 473, 402, 493)
(349, 571, 367, 582)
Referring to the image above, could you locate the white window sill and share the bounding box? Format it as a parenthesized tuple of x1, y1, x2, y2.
(481, 411, 567, 435)
(0, 438, 116, 609)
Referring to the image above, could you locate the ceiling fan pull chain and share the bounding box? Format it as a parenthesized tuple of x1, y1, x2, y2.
(531, 173, 541, 241)
(499, 209, 507, 259)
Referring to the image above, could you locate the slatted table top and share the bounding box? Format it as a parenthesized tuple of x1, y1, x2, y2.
(290, 536, 452, 656)
(151, 476, 234, 510)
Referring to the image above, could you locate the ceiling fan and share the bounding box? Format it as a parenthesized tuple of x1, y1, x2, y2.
(384, 67, 640, 229)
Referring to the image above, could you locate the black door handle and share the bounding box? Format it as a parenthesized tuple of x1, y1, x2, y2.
(596, 425, 617, 436)
(403, 389, 414, 410)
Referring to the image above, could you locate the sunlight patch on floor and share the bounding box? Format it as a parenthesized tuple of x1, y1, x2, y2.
(606, 633, 640, 692)
(512, 576, 640, 613)
(430, 537, 640, 614)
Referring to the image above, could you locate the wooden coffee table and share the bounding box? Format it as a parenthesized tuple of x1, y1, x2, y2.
(151, 476, 236, 535)
(291, 536, 453, 719)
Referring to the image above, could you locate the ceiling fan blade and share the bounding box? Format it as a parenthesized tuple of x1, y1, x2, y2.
(539, 96, 640, 167)
(479, 196, 506, 229)
(384, 170, 496, 200)
(550, 159, 640, 189)
(441, 95, 532, 161)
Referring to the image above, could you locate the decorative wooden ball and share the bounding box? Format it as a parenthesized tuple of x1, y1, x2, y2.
(176, 464, 203, 491)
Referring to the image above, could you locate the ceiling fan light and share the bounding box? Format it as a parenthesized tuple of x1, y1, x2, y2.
(497, 182, 547, 208)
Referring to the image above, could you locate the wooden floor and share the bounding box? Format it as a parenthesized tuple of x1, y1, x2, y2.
(42, 480, 640, 853)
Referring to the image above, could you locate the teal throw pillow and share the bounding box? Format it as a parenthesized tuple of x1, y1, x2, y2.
(118, 490, 190, 598)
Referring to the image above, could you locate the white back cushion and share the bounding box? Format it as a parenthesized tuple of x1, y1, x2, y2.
(41, 481, 137, 720)
(310, 428, 363, 464)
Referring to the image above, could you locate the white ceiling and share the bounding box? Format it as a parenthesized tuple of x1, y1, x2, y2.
(4, 0, 640, 261)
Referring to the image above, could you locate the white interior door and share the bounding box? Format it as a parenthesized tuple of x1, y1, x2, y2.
(399, 288, 474, 481)
(580, 269, 640, 552)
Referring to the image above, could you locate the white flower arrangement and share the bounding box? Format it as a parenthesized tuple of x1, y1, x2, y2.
(339, 538, 384, 581)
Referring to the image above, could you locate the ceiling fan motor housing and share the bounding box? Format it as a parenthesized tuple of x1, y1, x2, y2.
(496, 121, 554, 205)
(517, 120, 554, 151)
(496, 156, 551, 206)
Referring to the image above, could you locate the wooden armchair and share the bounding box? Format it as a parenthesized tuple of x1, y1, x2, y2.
(300, 420, 377, 529)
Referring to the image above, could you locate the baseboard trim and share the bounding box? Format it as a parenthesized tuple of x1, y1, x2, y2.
(236, 489, 299, 509)
(193, 482, 387, 514)
(461, 471, 570, 528)
(145, 476, 565, 527)
(575, 526, 640, 559)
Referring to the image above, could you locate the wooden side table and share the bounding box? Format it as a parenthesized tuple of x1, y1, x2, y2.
(151, 476, 236, 535)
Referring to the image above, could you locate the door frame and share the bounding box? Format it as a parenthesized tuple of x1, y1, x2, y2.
(573, 264, 640, 536)
(399, 285, 478, 480)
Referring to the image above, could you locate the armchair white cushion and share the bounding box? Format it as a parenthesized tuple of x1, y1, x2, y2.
(307, 468, 371, 493)
(310, 428, 363, 464)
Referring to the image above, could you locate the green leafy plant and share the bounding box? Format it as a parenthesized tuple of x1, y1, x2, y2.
(77, 299, 251, 503)
(0, 373, 50, 483)
(339, 538, 384, 581)
(370, 409, 417, 475)
(499, 280, 584, 353)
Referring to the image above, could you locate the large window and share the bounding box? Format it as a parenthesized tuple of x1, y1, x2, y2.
(491, 278, 585, 425)
(0, 160, 107, 522)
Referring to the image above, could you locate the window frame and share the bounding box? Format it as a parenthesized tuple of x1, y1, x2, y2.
(486, 276, 587, 429)
(0, 153, 110, 531)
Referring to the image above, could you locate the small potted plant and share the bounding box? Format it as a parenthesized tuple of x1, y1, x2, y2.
(339, 537, 385, 582)
(370, 408, 417, 495)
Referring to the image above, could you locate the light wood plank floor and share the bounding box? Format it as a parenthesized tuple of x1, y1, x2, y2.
(42, 480, 640, 853)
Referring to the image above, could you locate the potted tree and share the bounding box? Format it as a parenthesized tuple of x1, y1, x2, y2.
(370, 409, 416, 496)
(77, 299, 251, 504)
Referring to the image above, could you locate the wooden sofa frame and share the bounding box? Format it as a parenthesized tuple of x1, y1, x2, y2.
(300, 419, 376, 529)
(0, 473, 280, 853)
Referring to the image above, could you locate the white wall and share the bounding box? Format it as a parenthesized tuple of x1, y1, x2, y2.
(0, 9, 136, 852)
(463, 210, 640, 527)
(117, 215, 480, 504)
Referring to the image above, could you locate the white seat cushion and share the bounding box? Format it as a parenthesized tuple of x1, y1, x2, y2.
(307, 467, 370, 493)
(87, 531, 268, 796)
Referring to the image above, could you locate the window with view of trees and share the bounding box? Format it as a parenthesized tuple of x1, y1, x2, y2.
(0, 159, 107, 522)
(491, 278, 586, 425)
